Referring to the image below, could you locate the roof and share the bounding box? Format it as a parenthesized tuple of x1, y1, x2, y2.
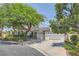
(31, 27, 50, 32)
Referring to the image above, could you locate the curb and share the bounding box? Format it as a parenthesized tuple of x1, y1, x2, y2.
(27, 45, 51, 56)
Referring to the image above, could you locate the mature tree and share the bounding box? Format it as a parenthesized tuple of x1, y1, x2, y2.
(0, 4, 9, 37)
(0, 3, 44, 33)
(0, 3, 45, 40)
(50, 3, 79, 40)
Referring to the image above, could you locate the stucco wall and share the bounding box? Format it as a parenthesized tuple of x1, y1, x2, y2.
(45, 34, 65, 40)
(37, 31, 45, 40)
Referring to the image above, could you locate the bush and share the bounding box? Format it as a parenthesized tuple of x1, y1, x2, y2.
(64, 34, 79, 56)
(76, 41, 79, 47)
(4, 34, 14, 41)
(64, 42, 75, 50)
(69, 50, 78, 56)
(70, 35, 79, 45)
(64, 42, 78, 56)
(2, 31, 27, 42)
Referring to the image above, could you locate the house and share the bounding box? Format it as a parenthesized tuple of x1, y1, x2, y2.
(0, 26, 51, 41)
(31, 27, 65, 40)
(27, 27, 51, 41)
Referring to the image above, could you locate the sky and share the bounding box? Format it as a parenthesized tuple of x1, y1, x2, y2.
(28, 3, 56, 28)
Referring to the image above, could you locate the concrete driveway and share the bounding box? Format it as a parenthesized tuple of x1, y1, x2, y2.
(0, 45, 44, 56)
(29, 39, 67, 56)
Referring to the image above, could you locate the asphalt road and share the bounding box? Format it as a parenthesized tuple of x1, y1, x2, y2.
(0, 45, 44, 56)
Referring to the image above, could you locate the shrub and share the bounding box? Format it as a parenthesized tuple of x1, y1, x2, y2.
(76, 41, 79, 47)
(4, 34, 14, 41)
(3, 31, 27, 42)
(64, 34, 79, 56)
(70, 35, 78, 45)
(64, 42, 75, 50)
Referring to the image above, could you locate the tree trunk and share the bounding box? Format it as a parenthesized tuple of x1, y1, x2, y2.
(21, 23, 32, 36)
(64, 33, 71, 42)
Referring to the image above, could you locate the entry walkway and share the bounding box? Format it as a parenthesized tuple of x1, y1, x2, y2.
(29, 39, 67, 56)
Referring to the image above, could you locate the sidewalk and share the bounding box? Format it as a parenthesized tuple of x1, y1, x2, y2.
(28, 39, 67, 56)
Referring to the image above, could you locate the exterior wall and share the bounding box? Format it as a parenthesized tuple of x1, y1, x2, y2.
(32, 32, 37, 39)
(37, 31, 45, 41)
(45, 33, 65, 40)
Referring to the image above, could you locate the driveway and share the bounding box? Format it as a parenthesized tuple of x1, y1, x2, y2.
(0, 45, 44, 56)
(29, 39, 67, 56)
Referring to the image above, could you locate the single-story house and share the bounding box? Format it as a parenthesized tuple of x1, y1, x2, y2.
(27, 27, 51, 41)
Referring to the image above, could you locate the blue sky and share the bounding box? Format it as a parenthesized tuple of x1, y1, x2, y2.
(28, 3, 56, 28)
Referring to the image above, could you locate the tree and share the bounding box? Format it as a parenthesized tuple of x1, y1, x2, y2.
(50, 3, 79, 40)
(0, 4, 9, 38)
(0, 3, 45, 40)
(1, 3, 44, 33)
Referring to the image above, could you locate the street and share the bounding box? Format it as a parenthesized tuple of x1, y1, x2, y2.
(0, 45, 44, 56)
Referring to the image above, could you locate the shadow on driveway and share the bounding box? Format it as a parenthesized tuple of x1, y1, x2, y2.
(52, 42, 64, 47)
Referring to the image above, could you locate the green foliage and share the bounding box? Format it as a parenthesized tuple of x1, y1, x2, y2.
(64, 42, 75, 50)
(76, 41, 79, 47)
(50, 3, 79, 56)
(4, 34, 15, 41)
(55, 3, 67, 20)
(50, 18, 70, 33)
(0, 3, 44, 41)
(70, 35, 79, 45)
(64, 40, 77, 55)
(2, 3, 44, 30)
(50, 3, 79, 34)
(4, 31, 27, 41)
(0, 3, 44, 29)
(64, 34, 79, 55)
